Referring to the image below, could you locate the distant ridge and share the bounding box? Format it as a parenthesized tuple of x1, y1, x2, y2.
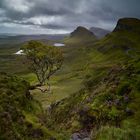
(90, 27, 110, 38)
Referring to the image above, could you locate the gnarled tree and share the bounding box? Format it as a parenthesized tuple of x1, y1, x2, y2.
(22, 40, 63, 92)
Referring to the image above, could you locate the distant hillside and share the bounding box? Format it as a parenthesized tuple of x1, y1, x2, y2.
(65, 26, 97, 45)
(90, 27, 110, 38)
(0, 34, 67, 46)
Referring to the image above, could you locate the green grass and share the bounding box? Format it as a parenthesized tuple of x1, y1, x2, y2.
(20, 44, 110, 109)
(21, 71, 83, 108)
(94, 125, 139, 140)
(1, 19, 140, 139)
(43, 22, 140, 139)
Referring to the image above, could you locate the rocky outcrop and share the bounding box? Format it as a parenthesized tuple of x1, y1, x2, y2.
(113, 18, 140, 32)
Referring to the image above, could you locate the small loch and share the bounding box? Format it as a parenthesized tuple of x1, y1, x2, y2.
(54, 43, 65, 47)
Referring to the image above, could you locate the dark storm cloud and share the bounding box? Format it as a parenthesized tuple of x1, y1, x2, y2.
(0, 0, 140, 34)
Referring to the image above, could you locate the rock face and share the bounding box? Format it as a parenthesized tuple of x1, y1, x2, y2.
(90, 27, 110, 38)
(70, 26, 96, 38)
(113, 18, 140, 32)
(71, 131, 90, 140)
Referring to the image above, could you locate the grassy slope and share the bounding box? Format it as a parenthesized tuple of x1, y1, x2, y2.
(0, 73, 70, 140)
(22, 42, 99, 108)
(0, 35, 95, 108)
(0, 35, 101, 139)
(0, 29, 97, 108)
(44, 22, 140, 139)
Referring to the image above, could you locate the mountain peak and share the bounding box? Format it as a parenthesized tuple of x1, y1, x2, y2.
(70, 26, 95, 38)
(114, 18, 140, 32)
(76, 26, 87, 31)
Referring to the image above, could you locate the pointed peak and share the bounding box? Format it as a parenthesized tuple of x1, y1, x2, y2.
(70, 26, 95, 38)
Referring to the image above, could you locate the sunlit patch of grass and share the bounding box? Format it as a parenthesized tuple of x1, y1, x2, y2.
(21, 73, 38, 85)
(31, 75, 83, 109)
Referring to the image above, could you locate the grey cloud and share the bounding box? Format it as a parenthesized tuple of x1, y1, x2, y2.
(0, 0, 140, 34)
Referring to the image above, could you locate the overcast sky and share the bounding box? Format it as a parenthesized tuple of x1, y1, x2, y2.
(0, 0, 140, 34)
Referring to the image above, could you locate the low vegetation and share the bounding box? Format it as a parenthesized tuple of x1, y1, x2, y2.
(0, 18, 140, 139)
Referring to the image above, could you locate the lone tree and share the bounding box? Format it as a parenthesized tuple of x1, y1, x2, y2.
(22, 40, 63, 92)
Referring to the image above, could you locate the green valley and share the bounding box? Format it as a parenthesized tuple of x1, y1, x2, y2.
(0, 18, 140, 140)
